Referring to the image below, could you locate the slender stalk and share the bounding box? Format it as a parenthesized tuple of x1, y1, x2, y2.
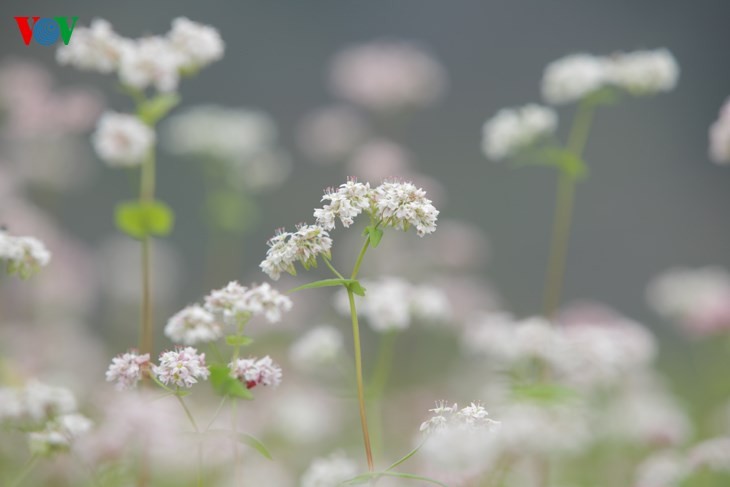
(139, 148, 156, 356)
(351, 238, 371, 280)
(347, 287, 375, 472)
(175, 394, 202, 487)
(231, 399, 240, 485)
(542, 100, 596, 318)
(9, 454, 38, 487)
(369, 331, 397, 460)
(323, 256, 346, 280)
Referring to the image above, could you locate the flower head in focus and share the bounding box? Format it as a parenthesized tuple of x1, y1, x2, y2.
(92, 112, 155, 167)
(204, 281, 293, 325)
(153, 347, 210, 388)
(373, 179, 439, 236)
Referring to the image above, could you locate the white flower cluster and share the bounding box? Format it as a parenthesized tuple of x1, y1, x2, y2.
(0, 381, 91, 455)
(634, 437, 730, 487)
(463, 314, 656, 389)
(541, 48, 679, 104)
(647, 266, 730, 336)
(335, 277, 452, 332)
(92, 112, 155, 167)
(0, 230, 51, 278)
(260, 225, 333, 281)
(153, 347, 210, 388)
(105, 351, 151, 390)
(420, 400, 500, 434)
(289, 325, 345, 371)
(57, 17, 223, 92)
(329, 40, 447, 112)
(229, 355, 283, 389)
(313, 178, 439, 235)
(481, 104, 558, 160)
(709, 97, 730, 164)
(204, 281, 293, 326)
(164, 305, 221, 345)
(301, 451, 359, 487)
(161, 281, 292, 346)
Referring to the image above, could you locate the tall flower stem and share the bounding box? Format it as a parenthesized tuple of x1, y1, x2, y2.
(348, 236, 375, 471)
(139, 148, 156, 356)
(369, 330, 397, 458)
(175, 393, 202, 487)
(542, 99, 595, 318)
(9, 454, 38, 487)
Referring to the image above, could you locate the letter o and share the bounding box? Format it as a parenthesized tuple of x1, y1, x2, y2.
(33, 18, 60, 45)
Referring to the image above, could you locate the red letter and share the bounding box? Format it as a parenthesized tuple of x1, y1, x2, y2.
(14, 16, 40, 45)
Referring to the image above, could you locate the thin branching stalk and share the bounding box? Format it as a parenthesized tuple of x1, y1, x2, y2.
(175, 393, 202, 487)
(542, 99, 596, 318)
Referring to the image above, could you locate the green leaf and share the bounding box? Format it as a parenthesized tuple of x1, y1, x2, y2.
(209, 364, 253, 400)
(289, 278, 358, 293)
(115, 200, 174, 239)
(225, 335, 253, 347)
(344, 471, 448, 487)
(238, 433, 272, 460)
(347, 281, 367, 297)
(511, 383, 577, 404)
(385, 443, 423, 472)
(365, 226, 384, 248)
(137, 93, 180, 125)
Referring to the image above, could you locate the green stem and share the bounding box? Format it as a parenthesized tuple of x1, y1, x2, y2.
(542, 100, 595, 318)
(347, 287, 375, 472)
(175, 393, 202, 487)
(351, 238, 371, 280)
(368, 331, 397, 462)
(9, 454, 39, 487)
(323, 256, 346, 280)
(139, 147, 156, 357)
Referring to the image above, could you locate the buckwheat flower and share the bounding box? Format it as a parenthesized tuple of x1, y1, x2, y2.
(164, 305, 221, 345)
(709, 97, 730, 164)
(0, 231, 51, 278)
(373, 180, 439, 236)
(301, 451, 358, 487)
(289, 325, 345, 371)
(92, 112, 155, 167)
(56, 19, 132, 73)
(481, 104, 558, 160)
(542, 53, 609, 104)
(329, 41, 447, 112)
(243, 282, 293, 323)
(458, 402, 500, 429)
(290, 224, 333, 269)
(635, 452, 689, 487)
(167, 17, 224, 70)
(607, 48, 679, 95)
(153, 347, 210, 388)
(420, 400, 459, 433)
(260, 230, 297, 280)
(314, 178, 373, 230)
(29, 413, 93, 454)
(647, 267, 730, 336)
(105, 351, 151, 390)
(687, 437, 730, 472)
(119, 36, 183, 93)
(22, 381, 77, 423)
(229, 355, 282, 389)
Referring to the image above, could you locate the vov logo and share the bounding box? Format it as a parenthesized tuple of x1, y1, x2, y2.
(14, 16, 78, 46)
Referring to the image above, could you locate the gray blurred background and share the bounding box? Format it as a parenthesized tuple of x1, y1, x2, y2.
(1, 0, 729, 336)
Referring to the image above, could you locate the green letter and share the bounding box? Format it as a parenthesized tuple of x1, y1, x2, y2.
(54, 16, 78, 45)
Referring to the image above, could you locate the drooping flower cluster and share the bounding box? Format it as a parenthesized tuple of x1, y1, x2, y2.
(153, 347, 210, 388)
(709, 97, 730, 164)
(105, 351, 151, 390)
(0, 229, 51, 278)
(0, 381, 92, 455)
(57, 17, 223, 91)
(92, 112, 155, 167)
(481, 104, 558, 160)
(541, 48, 679, 104)
(229, 355, 283, 389)
(329, 40, 447, 112)
(261, 178, 439, 280)
(647, 266, 730, 336)
(334, 277, 452, 332)
(163, 305, 221, 345)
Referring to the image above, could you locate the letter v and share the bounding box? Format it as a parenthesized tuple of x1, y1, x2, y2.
(14, 17, 40, 45)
